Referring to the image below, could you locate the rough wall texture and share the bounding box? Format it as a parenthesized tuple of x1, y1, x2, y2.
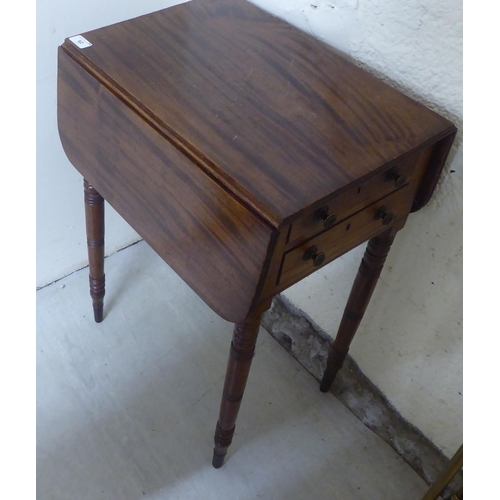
(251, 0, 463, 457)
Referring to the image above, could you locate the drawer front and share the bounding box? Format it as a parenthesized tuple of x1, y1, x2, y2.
(287, 153, 417, 245)
(278, 186, 412, 287)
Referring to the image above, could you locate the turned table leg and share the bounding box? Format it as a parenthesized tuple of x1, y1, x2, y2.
(84, 179, 105, 323)
(212, 305, 269, 468)
(320, 227, 398, 393)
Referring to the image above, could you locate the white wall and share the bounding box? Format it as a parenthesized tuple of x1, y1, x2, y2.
(36, 0, 188, 287)
(37, 0, 462, 457)
(250, 0, 462, 457)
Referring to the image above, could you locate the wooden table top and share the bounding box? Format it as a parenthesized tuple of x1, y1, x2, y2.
(61, 0, 454, 229)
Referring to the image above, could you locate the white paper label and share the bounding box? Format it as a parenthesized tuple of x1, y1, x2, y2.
(69, 35, 92, 49)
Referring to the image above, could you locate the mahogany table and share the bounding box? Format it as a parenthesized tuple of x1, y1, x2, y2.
(57, 0, 456, 469)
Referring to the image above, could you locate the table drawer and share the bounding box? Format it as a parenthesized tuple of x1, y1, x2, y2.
(287, 153, 416, 245)
(278, 186, 412, 287)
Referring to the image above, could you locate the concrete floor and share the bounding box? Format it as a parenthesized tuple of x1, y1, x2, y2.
(37, 240, 430, 500)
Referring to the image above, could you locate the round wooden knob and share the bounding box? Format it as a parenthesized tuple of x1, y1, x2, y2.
(303, 245, 326, 267)
(375, 206, 395, 226)
(313, 206, 337, 228)
(386, 170, 407, 188)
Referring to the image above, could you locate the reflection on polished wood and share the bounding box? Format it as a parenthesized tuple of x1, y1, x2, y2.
(58, 0, 456, 468)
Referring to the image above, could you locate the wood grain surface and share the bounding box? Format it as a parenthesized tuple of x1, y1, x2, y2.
(58, 48, 275, 323)
(61, 0, 455, 228)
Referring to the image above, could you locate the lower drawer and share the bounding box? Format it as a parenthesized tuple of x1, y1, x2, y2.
(277, 185, 412, 287)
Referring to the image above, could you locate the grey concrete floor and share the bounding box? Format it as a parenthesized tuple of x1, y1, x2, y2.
(37, 240, 430, 500)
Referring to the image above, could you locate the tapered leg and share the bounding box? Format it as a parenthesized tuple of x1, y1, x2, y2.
(212, 307, 268, 468)
(421, 445, 463, 500)
(320, 227, 397, 392)
(84, 179, 105, 323)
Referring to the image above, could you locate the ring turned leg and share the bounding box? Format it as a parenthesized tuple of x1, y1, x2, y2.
(84, 179, 105, 323)
(212, 308, 266, 468)
(320, 227, 397, 392)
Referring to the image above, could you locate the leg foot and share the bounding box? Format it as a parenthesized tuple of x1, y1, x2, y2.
(212, 309, 266, 468)
(84, 179, 105, 323)
(92, 303, 104, 323)
(212, 423, 234, 468)
(212, 451, 226, 469)
(321, 228, 397, 392)
(320, 347, 347, 392)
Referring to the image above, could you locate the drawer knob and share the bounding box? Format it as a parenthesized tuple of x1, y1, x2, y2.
(313, 205, 337, 228)
(303, 245, 326, 267)
(386, 169, 407, 188)
(375, 206, 395, 226)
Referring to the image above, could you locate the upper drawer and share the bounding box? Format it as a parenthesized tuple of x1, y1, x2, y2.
(287, 152, 417, 245)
